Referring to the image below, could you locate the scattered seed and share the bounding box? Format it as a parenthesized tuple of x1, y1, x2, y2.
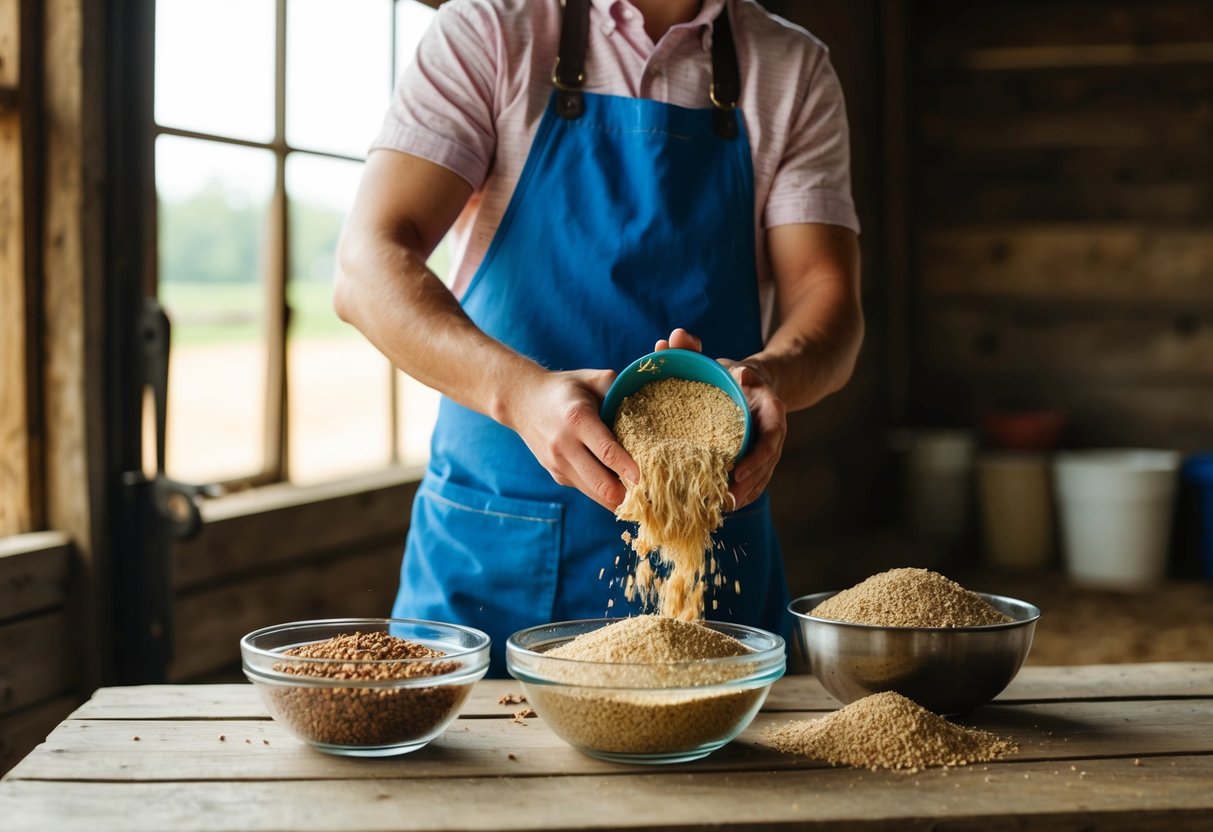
(131, 736, 140, 742)
(765, 692, 1017, 773)
(498, 693, 527, 706)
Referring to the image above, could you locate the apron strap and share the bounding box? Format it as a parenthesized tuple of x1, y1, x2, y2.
(709, 6, 740, 140)
(553, 0, 742, 139)
(554, 0, 591, 119)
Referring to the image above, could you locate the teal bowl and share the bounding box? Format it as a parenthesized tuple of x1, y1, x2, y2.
(600, 348, 752, 461)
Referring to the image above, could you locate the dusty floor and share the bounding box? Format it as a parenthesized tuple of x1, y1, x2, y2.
(978, 571, 1213, 666)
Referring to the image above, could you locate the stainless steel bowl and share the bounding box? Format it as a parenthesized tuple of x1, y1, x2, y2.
(788, 592, 1040, 715)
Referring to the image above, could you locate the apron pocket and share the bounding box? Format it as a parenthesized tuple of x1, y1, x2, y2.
(399, 477, 564, 670)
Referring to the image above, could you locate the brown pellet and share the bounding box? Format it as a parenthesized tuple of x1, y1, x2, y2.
(765, 691, 1017, 773)
(811, 568, 1011, 627)
(262, 631, 469, 749)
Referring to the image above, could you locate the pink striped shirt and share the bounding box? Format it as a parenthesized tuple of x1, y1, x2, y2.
(372, 0, 859, 326)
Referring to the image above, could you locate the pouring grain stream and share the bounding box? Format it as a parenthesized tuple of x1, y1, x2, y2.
(612, 377, 745, 619)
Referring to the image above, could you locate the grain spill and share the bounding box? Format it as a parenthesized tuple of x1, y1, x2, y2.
(765, 691, 1017, 772)
(612, 376, 744, 620)
(262, 631, 469, 748)
(529, 616, 764, 754)
(811, 568, 1011, 627)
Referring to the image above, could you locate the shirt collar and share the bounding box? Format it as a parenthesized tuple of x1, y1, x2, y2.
(591, 0, 727, 49)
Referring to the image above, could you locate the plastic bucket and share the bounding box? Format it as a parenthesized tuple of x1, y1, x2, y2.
(1178, 453, 1213, 577)
(893, 429, 976, 545)
(1053, 449, 1181, 589)
(978, 452, 1054, 570)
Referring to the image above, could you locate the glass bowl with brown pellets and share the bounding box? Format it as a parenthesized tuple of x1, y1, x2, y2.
(505, 616, 785, 764)
(789, 568, 1041, 715)
(240, 618, 490, 757)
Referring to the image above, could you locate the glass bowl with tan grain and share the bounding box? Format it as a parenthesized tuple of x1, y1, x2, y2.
(505, 618, 785, 765)
(240, 618, 489, 757)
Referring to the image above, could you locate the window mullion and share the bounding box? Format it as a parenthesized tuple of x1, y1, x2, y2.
(263, 0, 290, 482)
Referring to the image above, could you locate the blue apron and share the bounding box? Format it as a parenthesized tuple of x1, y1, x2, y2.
(393, 6, 790, 675)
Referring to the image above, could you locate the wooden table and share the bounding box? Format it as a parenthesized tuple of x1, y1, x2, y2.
(2, 664, 1212, 830)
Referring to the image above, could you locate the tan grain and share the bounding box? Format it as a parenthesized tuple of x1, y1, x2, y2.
(811, 568, 1011, 627)
(613, 378, 744, 620)
(765, 691, 1017, 772)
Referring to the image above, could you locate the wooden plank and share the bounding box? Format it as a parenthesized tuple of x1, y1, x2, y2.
(10, 698, 1213, 783)
(918, 109, 1212, 151)
(0, 611, 70, 717)
(955, 42, 1213, 71)
(918, 176, 1213, 225)
(920, 305, 1213, 383)
(171, 467, 420, 590)
(0, 696, 77, 777)
(4, 755, 1213, 832)
(67, 665, 1213, 721)
(915, 0, 1213, 55)
(43, 0, 109, 693)
(917, 225, 1213, 303)
(912, 372, 1213, 452)
(168, 545, 400, 682)
(918, 63, 1213, 119)
(0, 533, 70, 621)
(0, 105, 31, 538)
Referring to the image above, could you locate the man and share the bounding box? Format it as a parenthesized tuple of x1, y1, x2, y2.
(334, 0, 863, 673)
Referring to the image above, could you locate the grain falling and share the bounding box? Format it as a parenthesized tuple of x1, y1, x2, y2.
(613, 377, 744, 620)
(765, 691, 1017, 772)
(811, 568, 1011, 627)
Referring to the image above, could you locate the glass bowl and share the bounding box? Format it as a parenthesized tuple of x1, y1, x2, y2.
(240, 618, 490, 757)
(506, 618, 785, 764)
(789, 592, 1040, 715)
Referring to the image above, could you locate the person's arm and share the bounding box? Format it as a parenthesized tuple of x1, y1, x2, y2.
(333, 149, 638, 510)
(657, 222, 862, 509)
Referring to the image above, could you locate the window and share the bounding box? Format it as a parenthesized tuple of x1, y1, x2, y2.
(154, 0, 444, 488)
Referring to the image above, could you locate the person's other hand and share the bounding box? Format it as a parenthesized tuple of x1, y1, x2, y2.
(654, 328, 701, 352)
(654, 328, 787, 511)
(509, 369, 639, 512)
(722, 360, 786, 510)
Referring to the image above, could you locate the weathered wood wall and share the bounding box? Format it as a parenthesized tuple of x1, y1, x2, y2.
(908, 0, 1213, 449)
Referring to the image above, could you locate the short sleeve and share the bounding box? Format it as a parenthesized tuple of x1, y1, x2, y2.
(370, 0, 499, 190)
(763, 54, 860, 234)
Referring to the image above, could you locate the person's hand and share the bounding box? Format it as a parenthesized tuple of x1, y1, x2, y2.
(654, 328, 788, 511)
(507, 369, 639, 512)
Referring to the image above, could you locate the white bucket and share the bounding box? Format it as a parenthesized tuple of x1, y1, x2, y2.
(978, 452, 1054, 570)
(1053, 449, 1181, 589)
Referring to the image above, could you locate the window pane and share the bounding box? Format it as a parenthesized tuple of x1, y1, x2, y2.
(287, 0, 392, 157)
(395, 0, 438, 73)
(286, 153, 393, 483)
(155, 0, 275, 142)
(157, 135, 275, 483)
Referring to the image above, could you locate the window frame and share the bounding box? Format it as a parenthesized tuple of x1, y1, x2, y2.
(150, 0, 443, 489)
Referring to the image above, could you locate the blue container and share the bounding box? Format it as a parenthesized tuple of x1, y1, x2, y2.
(600, 348, 752, 461)
(1179, 452, 1213, 578)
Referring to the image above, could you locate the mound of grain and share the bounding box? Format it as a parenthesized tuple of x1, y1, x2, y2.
(264, 631, 468, 748)
(811, 568, 1011, 627)
(531, 616, 763, 755)
(613, 376, 745, 620)
(765, 691, 1017, 772)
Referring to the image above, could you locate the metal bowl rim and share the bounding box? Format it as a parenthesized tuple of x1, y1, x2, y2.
(788, 591, 1041, 632)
